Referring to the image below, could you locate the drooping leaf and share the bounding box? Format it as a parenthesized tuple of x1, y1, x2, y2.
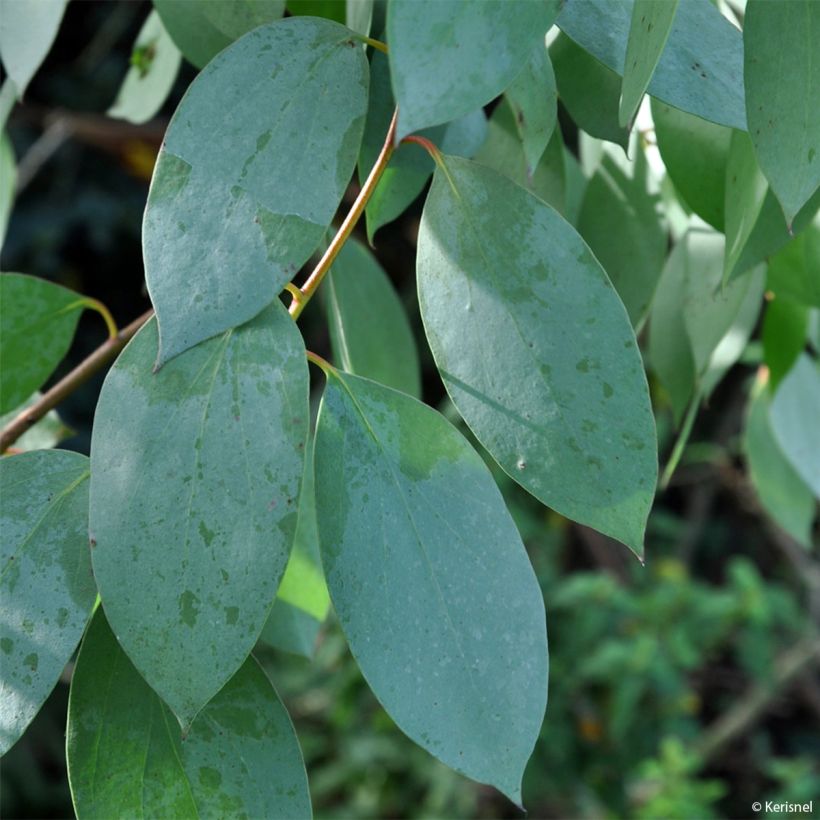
(153, 0, 285, 68)
(0, 134, 14, 248)
(766, 220, 820, 309)
(0, 0, 67, 97)
(576, 151, 667, 327)
(143, 18, 368, 365)
(314, 369, 548, 805)
(67, 610, 311, 818)
(346, 0, 373, 37)
(107, 10, 182, 126)
(0, 450, 95, 755)
(762, 297, 809, 393)
(723, 130, 768, 284)
(651, 100, 730, 230)
(648, 241, 696, 423)
(550, 33, 629, 151)
(0, 273, 84, 414)
(619, 0, 679, 129)
(89, 305, 309, 728)
(558, 0, 745, 129)
(0, 393, 72, 452)
(744, 374, 815, 548)
(417, 155, 657, 555)
(744, 0, 820, 225)
(505, 40, 557, 176)
(387, 0, 559, 139)
(325, 238, 421, 397)
(259, 438, 329, 658)
(359, 48, 487, 242)
(769, 353, 820, 499)
(475, 97, 566, 216)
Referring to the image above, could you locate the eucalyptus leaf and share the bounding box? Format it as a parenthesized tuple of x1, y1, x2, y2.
(744, 376, 815, 548)
(766, 219, 820, 310)
(619, 0, 679, 129)
(0, 134, 14, 249)
(346, 0, 373, 37)
(387, 0, 559, 139)
(762, 298, 808, 393)
(417, 155, 657, 555)
(89, 305, 309, 727)
(0, 393, 72, 452)
(108, 10, 181, 125)
(68, 610, 311, 818)
(557, 0, 745, 130)
(1, 450, 95, 755)
(325, 238, 421, 397)
(314, 369, 548, 805)
(154, 0, 285, 68)
(769, 353, 820, 499)
(0, 0, 67, 97)
(143, 17, 368, 366)
(0, 273, 84, 414)
(744, 0, 820, 225)
(550, 33, 629, 151)
(287, 0, 345, 23)
(506, 41, 557, 176)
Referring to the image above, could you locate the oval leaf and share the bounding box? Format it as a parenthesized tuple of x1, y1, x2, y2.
(143, 17, 368, 366)
(325, 238, 421, 397)
(744, 0, 820, 225)
(417, 155, 657, 556)
(557, 0, 745, 129)
(68, 610, 311, 819)
(0, 273, 84, 414)
(89, 304, 309, 727)
(314, 370, 548, 805)
(1, 450, 95, 755)
(387, 0, 558, 139)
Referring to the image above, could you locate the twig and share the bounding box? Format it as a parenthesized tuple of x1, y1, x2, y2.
(0, 309, 153, 452)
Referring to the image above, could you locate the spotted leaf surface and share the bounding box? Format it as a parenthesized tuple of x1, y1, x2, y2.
(314, 370, 548, 805)
(89, 305, 309, 727)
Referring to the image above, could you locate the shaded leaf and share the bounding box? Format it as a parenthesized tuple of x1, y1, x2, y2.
(417, 155, 657, 555)
(0, 134, 14, 249)
(766, 220, 820, 309)
(0, 393, 72, 452)
(68, 609, 311, 818)
(346, 0, 373, 37)
(287, 0, 345, 23)
(769, 353, 820, 499)
(325, 238, 421, 397)
(108, 10, 181, 126)
(314, 370, 548, 805)
(558, 0, 745, 129)
(762, 297, 809, 393)
(387, 0, 559, 139)
(744, 0, 820, 225)
(619, 0, 679, 129)
(154, 0, 285, 68)
(143, 18, 368, 365)
(0, 273, 83, 414)
(0, 450, 95, 755)
(89, 305, 309, 727)
(506, 41, 557, 176)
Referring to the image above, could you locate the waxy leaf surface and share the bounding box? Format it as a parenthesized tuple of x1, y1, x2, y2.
(68, 610, 311, 819)
(744, 0, 820, 225)
(314, 371, 548, 804)
(557, 0, 745, 129)
(89, 305, 309, 727)
(0, 273, 83, 414)
(325, 238, 421, 397)
(387, 0, 558, 139)
(417, 156, 657, 555)
(0, 450, 95, 755)
(144, 17, 368, 365)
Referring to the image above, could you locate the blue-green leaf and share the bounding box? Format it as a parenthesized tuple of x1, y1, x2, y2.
(558, 0, 745, 129)
(387, 0, 559, 139)
(143, 18, 368, 366)
(417, 155, 657, 556)
(744, 0, 820, 225)
(314, 370, 547, 805)
(89, 305, 309, 727)
(1, 450, 95, 755)
(325, 238, 421, 397)
(68, 609, 311, 818)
